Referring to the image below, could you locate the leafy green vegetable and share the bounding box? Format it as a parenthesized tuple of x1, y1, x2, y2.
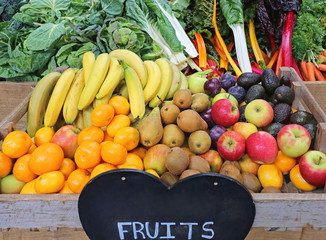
(0, 0, 28, 22)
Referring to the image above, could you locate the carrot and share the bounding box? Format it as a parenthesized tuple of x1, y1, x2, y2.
(299, 61, 309, 81)
(266, 50, 279, 69)
(318, 64, 326, 72)
(323, 50, 326, 58)
(314, 65, 326, 81)
(306, 62, 316, 81)
(195, 32, 207, 68)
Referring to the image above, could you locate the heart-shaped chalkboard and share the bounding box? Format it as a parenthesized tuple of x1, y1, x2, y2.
(78, 169, 255, 240)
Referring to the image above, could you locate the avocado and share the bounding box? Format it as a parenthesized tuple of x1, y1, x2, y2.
(261, 68, 280, 94)
(268, 93, 279, 105)
(267, 101, 275, 109)
(274, 85, 295, 105)
(290, 110, 316, 126)
(263, 122, 285, 139)
(236, 72, 261, 89)
(273, 103, 292, 124)
(245, 84, 266, 103)
(280, 75, 292, 87)
(238, 104, 247, 122)
(303, 123, 317, 147)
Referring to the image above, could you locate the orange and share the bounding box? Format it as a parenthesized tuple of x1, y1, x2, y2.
(258, 164, 283, 189)
(0, 151, 13, 178)
(101, 141, 127, 165)
(146, 169, 160, 178)
(117, 153, 143, 170)
(108, 95, 130, 115)
(34, 171, 65, 194)
(103, 131, 114, 142)
(290, 165, 317, 192)
(59, 181, 75, 194)
(13, 154, 37, 182)
(74, 141, 101, 169)
(114, 127, 139, 151)
(91, 103, 115, 127)
(90, 163, 116, 179)
(29, 142, 64, 175)
(78, 126, 104, 145)
(59, 158, 76, 180)
(34, 127, 55, 146)
(274, 150, 297, 174)
(67, 168, 90, 193)
(2, 131, 32, 158)
(130, 147, 147, 160)
(106, 115, 131, 137)
(238, 154, 260, 176)
(28, 143, 37, 154)
(20, 179, 37, 194)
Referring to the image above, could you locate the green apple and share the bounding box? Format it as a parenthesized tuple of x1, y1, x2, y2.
(187, 69, 213, 94)
(1, 174, 26, 194)
(212, 93, 238, 107)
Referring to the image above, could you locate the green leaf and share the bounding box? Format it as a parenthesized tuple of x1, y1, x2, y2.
(29, 0, 71, 11)
(101, 0, 126, 17)
(26, 23, 66, 51)
(220, 0, 244, 25)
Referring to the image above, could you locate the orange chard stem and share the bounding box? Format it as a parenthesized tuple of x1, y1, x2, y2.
(266, 50, 279, 69)
(195, 32, 207, 68)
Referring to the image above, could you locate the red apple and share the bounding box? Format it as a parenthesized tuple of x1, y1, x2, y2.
(244, 99, 273, 128)
(232, 122, 258, 140)
(211, 99, 239, 127)
(299, 150, 326, 187)
(200, 150, 223, 172)
(217, 131, 245, 161)
(246, 131, 278, 164)
(277, 124, 311, 158)
(51, 125, 80, 159)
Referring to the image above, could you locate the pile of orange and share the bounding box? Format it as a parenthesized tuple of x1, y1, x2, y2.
(0, 96, 158, 194)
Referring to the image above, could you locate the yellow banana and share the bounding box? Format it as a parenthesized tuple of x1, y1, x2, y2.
(63, 69, 85, 124)
(78, 53, 110, 110)
(166, 61, 181, 99)
(93, 93, 112, 108)
(44, 68, 76, 127)
(120, 61, 145, 120)
(26, 72, 61, 137)
(143, 60, 161, 103)
(108, 49, 147, 87)
(179, 72, 188, 89)
(96, 57, 124, 99)
(117, 82, 129, 100)
(83, 104, 94, 128)
(149, 58, 173, 108)
(74, 110, 84, 130)
(83, 51, 96, 85)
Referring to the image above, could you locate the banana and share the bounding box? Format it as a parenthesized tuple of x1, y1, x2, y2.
(117, 82, 129, 100)
(179, 72, 189, 89)
(63, 69, 85, 124)
(149, 58, 173, 108)
(74, 110, 84, 130)
(143, 60, 161, 103)
(166, 61, 181, 99)
(93, 93, 112, 108)
(78, 53, 110, 110)
(44, 68, 76, 127)
(26, 72, 62, 137)
(120, 61, 145, 120)
(108, 49, 147, 87)
(96, 57, 124, 99)
(83, 104, 94, 128)
(83, 51, 96, 85)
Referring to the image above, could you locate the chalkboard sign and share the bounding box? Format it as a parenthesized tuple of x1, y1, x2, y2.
(78, 169, 255, 240)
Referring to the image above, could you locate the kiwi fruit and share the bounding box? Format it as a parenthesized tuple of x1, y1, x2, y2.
(165, 147, 189, 175)
(173, 89, 192, 109)
(161, 124, 185, 148)
(161, 172, 179, 186)
(221, 160, 241, 171)
(188, 130, 211, 154)
(242, 172, 262, 193)
(160, 104, 180, 125)
(220, 164, 244, 184)
(261, 186, 282, 193)
(188, 155, 210, 173)
(179, 169, 201, 180)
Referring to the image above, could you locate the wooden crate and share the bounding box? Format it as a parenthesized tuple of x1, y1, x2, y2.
(0, 68, 326, 238)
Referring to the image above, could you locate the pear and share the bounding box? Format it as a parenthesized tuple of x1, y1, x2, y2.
(137, 107, 163, 147)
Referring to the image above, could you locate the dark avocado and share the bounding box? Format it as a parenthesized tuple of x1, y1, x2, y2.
(261, 68, 281, 94)
(268, 93, 279, 105)
(274, 85, 295, 105)
(238, 104, 247, 122)
(280, 75, 292, 87)
(263, 122, 285, 139)
(303, 123, 317, 147)
(245, 84, 266, 103)
(273, 103, 292, 124)
(290, 110, 316, 125)
(267, 101, 275, 108)
(236, 72, 261, 89)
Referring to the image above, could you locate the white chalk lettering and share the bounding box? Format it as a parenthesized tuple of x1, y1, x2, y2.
(145, 222, 159, 239)
(117, 222, 132, 240)
(160, 222, 176, 239)
(180, 222, 198, 239)
(133, 222, 146, 239)
(201, 221, 215, 239)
